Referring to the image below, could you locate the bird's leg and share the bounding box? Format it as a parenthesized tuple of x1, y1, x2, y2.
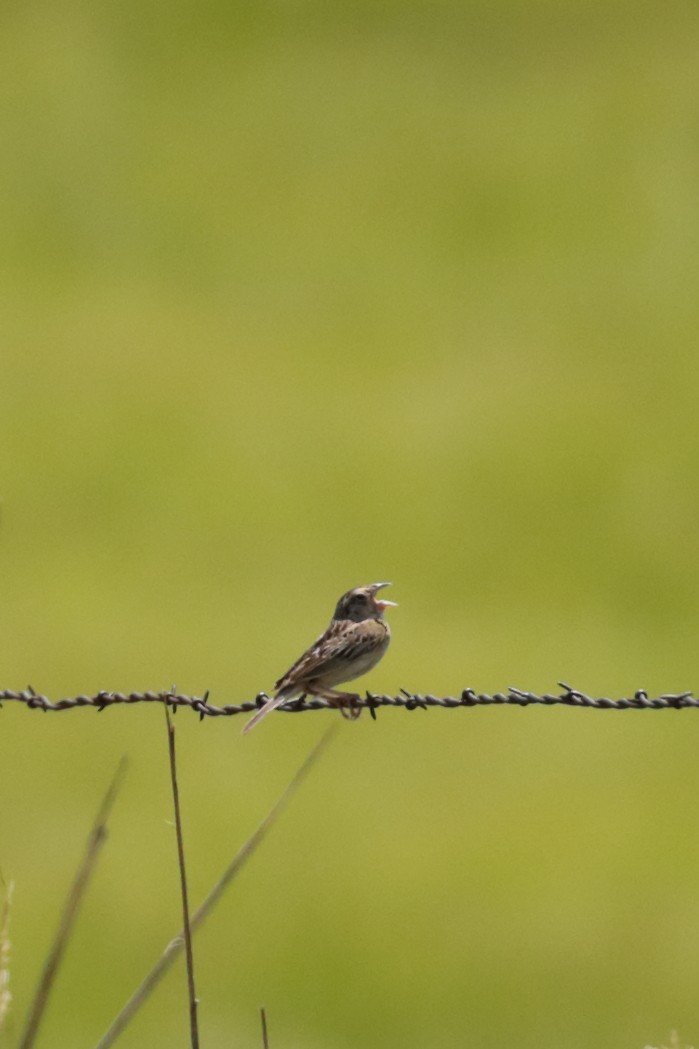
(310, 686, 362, 720)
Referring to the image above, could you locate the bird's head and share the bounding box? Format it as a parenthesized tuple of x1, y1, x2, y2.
(333, 582, 398, 623)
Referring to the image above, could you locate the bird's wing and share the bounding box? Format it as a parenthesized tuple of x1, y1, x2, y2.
(242, 625, 339, 736)
(274, 619, 386, 692)
(273, 623, 342, 692)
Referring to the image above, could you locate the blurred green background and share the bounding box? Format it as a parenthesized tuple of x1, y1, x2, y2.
(2, 1, 699, 1046)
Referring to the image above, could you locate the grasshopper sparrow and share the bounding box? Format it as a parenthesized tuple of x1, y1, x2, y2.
(243, 582, 397, 734)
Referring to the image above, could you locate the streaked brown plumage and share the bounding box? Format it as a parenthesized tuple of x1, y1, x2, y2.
(243, 582, 397, 734)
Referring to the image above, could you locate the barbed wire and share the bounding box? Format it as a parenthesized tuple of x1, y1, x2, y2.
(0, 684, 697, 721)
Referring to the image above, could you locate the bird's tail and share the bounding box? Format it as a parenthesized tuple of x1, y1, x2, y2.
(242, 690, 295, 734)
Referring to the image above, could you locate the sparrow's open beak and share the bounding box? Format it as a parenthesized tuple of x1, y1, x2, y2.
(370, 581, 398, 609)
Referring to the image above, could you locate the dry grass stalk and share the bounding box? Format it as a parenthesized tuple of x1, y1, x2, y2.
(165, 705, 200, 1049)
(18, 757, 127, 1049)
(0, 876, 14, 1041)
(644, 1033, 695, 1049)
(95, 727, 335, 1049)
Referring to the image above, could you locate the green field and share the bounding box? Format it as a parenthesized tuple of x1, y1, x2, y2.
(3, 2, 699, 1046)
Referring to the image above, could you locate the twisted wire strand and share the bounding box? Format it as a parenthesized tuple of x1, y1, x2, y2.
(0, 684, 697, 721)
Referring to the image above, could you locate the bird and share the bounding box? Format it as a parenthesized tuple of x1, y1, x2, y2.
(242, 582, 397, 734)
